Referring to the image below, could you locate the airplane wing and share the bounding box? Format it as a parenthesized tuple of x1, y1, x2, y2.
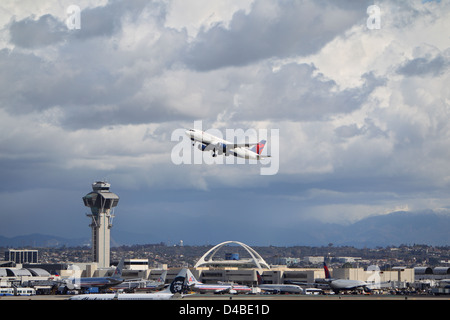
(259, 287, 282, 294)
(200, 136, 260, 147)
(228, 142, 260, 148)
(286, 280, 329, 288)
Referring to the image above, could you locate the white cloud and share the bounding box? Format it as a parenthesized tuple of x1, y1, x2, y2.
(183, 0, 368, 71)
(165, 0, 254, 38)
(286, 2, 450, 89)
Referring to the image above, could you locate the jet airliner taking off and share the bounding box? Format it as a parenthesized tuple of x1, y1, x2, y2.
(185, 128, 270, 160)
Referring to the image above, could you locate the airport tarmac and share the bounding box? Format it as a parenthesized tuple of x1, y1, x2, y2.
(183, 293, 450, 301)
(0, 293, 449, 300)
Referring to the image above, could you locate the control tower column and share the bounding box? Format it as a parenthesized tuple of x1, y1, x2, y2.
(82, 181, 119, 268)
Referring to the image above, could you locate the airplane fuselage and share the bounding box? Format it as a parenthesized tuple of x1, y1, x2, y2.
(193, 283, 251, 294)
(329, 279, 368, 291)
(69, 268, 189, 300)
(67, 277, 123, 289)
(185, 129, 267, 160)
(69, 292, 175, 300)
(258, 284, 304, 294)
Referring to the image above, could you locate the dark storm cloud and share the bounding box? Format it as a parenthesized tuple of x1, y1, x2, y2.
(9, 14, 67, 48)
(2, 0, 375, 130)
(231, 63, 382, 122)
(0, 48, 123, 115)
(184, 0, 371, 71)
(2, 1, 190, 129)
(1, 0, 449, 245)
(397, 54, 450, 77)
(8, 0, 157, 48)
(0, 49, 42, 111)
(335, 118, 388, 140)
(73, 0, 156, 40)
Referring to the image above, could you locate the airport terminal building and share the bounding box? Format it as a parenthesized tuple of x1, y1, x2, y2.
(1, 241, 423, 294)
(0, 184, 444, 295)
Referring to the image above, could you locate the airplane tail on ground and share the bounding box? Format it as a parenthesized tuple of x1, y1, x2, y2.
(256, 271, 264, 285)
(250, 140, 266, 155)
(186, 269, 202, 286)
(165, 268, 189, 294)
(323, 262, 331, 279)
(158, 270, 167, 283)
(112, 259, 125, 278)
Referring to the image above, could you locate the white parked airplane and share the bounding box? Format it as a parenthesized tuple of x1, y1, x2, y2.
(317, 262, 372, 294)
(68, 269, 189, 300)
(61, 258, 125, 292)
(186, 269, 252, 294)
(256, 272, 304, 294)
(185, 128, 270, 160)
(112, 270, 167, 292)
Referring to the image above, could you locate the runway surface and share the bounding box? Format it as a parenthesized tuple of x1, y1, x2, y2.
(1, 293, 449, 300)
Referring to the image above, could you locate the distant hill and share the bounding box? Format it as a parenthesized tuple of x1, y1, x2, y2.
(339, 210, 450, 247)
(293, 210, 450, 248)
(0, 233, 88, 248)
(1, 210, 449, 248)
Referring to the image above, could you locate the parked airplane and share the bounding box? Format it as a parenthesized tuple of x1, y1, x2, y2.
(317, 262, 372, 294)
(111, 270, 167, 292)
(256, 272, 304, 294)
(62, 259, 125, 292)
(186, 269, 252, 294)
(112, 270, 167, 292)
(138, 270, 168, 291)
(185, 128, 270, 160)
(68, 269, 189, 300)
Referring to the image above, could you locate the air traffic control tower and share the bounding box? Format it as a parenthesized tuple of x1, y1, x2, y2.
(82, 181, 119, 268)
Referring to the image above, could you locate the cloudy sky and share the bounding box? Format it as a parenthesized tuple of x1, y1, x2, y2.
(0, 0, 449, 246)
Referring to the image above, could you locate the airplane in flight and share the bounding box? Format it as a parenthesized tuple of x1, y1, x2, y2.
(185, 128, 270, 160)
(68, 268, 189, 300)
(316, 262, 373, 294)
(256, 272, 304, 294)
(185, 269, 252, 294)
(62, 259, 125, 292)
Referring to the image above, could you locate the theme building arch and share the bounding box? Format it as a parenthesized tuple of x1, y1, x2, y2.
(194, 241, 270, 270)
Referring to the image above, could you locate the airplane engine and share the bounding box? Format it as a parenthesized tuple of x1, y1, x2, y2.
(221, 144, 228, 154)
(198, 144, 208, 151)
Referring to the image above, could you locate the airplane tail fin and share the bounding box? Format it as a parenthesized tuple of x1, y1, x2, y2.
(323, 262, 331, 279)
(250, 140, 266, 155)
(158, 270, 167, 283)
(186, 269, 202, 286)
(166, 268, 189, 294)
(256, 271, 264, 285)
(113, 258, 125, 278)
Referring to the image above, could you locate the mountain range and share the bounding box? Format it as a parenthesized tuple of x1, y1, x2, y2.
(0, 210, 449, 248)
(296, 210, 450, 248)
